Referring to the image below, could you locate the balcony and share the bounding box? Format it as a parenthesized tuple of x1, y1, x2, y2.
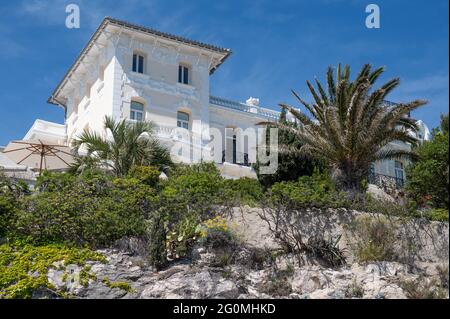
(210, 96, 280, 121)
(368, 172, 405, 191)
(221, 150, 250, 167)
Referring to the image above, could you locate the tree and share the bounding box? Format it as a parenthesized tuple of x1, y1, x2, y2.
(255, 106, 325, 188)
(72, 116, 172, 176)
(406, 113, 449, 209)
(260, 64, 427, 192)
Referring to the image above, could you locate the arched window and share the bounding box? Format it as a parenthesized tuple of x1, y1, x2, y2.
(130, 101, 145, 121)
(132, 52, 145, 74)
(177, 111, 189, 129)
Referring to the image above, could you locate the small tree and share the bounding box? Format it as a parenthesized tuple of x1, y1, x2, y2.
(72, 116, 172, 176)
(259, 64, 426, 192)
(255, 106, 326, 188)
(406, 114, 449, 209)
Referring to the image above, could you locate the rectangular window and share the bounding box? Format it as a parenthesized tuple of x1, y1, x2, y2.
(178, 65, 189, 84)
(177, 111, 189, 129)
(132, 54, 145, 74)
(130, 101, 144, 122)
(394, 160, 404, 187)
(138, 55, 144, 74)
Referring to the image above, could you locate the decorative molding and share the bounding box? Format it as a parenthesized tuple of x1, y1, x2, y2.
(126, 72, 199, 101)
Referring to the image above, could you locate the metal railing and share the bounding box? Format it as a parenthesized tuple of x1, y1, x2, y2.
(222, 150, 250, 166)
(210, 96, 280, 120)
(368, 172, 404, 190)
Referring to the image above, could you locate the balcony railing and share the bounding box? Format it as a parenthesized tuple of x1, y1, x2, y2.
(210, 96, 280, 121)
(222, 150, 250, 166)
(368, 172, 405, 191)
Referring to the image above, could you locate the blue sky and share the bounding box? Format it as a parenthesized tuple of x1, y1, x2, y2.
(0, 0, 448, 145)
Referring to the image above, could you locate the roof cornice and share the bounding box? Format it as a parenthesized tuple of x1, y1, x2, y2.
(48, 17, 232, 108)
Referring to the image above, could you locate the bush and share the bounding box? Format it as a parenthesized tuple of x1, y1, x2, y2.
(128, 165, 160, 187)
(306, 234, 346, 268)
(223, 178, 263, 206)
(0, 194, 21, 238)
(255, 108, 326, 189)
(400, 276, 448, 299)
(0, 173, 27, 237)
(344, 279, 364, 298)
(161, 162, 225, 225)
(423, 208, 449, 222)
(14, 173, 154, 246)
(268, 171, 348, 209)
(197, 216, 236, 249)
(147, 213, 167, 271)
(406, 118, 449, 209)
(349, 215, 396, 262)
(166, 214, 199, 260)
(0, 241, 105, 299)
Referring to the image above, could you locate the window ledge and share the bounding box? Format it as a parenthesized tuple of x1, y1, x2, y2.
(176, 82, 195, 90)
(130, 71, 149, 78)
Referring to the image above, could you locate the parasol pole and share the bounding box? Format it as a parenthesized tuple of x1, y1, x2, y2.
(39, 140, 44, 175)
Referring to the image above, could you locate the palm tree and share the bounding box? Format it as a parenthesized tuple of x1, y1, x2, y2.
(72, 116, 172, 176)
(260, 64, 427, 192)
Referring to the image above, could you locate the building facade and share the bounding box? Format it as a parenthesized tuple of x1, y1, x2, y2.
(22, 17, 429, 182)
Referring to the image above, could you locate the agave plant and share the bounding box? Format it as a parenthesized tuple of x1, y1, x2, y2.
(72, 116, 172, 176)
(260, 64, 427, 191)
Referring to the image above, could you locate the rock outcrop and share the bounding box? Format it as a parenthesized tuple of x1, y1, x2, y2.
(42, 207, 449, 299)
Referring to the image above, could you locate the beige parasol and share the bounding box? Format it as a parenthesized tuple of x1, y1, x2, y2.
(2, 140, 75, 174)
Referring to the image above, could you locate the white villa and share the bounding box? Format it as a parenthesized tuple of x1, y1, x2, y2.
(12, 17, 430, 184)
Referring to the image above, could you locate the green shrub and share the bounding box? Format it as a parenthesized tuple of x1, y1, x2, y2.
(197, 216, 235, 247)
(169, 162, 219, 177)
(161, 162, 225, 224)
(423, 208, 449, 222)
(196, 216, 240, 267)
(14, 173, 153, 246)
(128, 165, 160, 187)
(344, 279, 365, 298)
(0, 195, 19, 238)
(102, 277, 134, 293)
(268, 171, 348, 209)
(166, 214, 199, 260)
(0, 241, 105, 299)
(349, 215, 396, 262)
(306, 234, 346, 268)
(255, 108, 326, 189)
(400, 276, 448, 299)
(0, 173, 28, 238)
(406, 117, 449, 209)
(35, 171, 77, 192)
(147, 213, 167, 271)
(223, 178, 263, 206)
